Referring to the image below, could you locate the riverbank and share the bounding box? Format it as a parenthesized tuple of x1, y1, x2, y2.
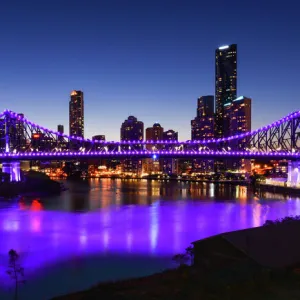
(0, 171, 63, 198)
(53, 219, 300, 300)
(53, 266, 300, 300)
(258, 183, 300, 195)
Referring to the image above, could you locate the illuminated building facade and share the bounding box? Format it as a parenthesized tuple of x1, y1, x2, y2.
(144, 123, 164, 173)
(162, 129, 178, 174)
(224, 96, 251, 144)
(120, 116, 144, 175)
(224, 96, 252, 171)
(146, 123, 164, 150)
(15, 113, 26, 150)
(31, 132, 55, 151)
(69, 90, 84, 138)
(191, 96, 214, 140)
(191, 96, 214, 173)
(215, 44, 237, 138)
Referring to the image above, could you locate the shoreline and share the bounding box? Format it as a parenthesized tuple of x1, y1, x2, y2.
(258, 183, 300, 195)
(53, 220, 300, 300)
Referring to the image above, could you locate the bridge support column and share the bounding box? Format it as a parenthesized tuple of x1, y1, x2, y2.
(2, 161, 21, 182)
(287, 160, 300, 188)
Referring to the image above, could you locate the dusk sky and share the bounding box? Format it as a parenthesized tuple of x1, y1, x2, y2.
(0, 0, 299, 140)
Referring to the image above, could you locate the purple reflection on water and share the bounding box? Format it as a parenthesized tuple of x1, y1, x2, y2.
(0, 179, 300, 299)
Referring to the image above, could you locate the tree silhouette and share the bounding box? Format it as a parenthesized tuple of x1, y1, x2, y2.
(7, 249, 25, 300)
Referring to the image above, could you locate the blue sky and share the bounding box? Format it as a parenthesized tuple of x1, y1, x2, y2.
(0, 0, 299, 140)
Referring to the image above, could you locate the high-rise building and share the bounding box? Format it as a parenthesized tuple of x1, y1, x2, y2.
(191, 96, 214, 140)
(69, 90, 84, 138)
(225, 96, 251, 145)
(120, 116, 144, 175)
(120, 116, 144, 142)
(146, 123, 164, 150)
(191, 96, 215, 173)
(162, 129, 178, 174)
(92, 134, 106, 151)
(197, 96, 214, 118)
(224, 96, 252, 171)
(144, 123, 164, 174)
(57, 125, 64, 134)
(16, 113, 26, 150)
(215, 44, 237, 138)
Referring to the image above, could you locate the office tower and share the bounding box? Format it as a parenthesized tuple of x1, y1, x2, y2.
(191, 96, 214, 173)
(69, 90, 84, 137)
(57, 125, 64, 134)
(16, 113, 26, 150)
(144, 123, 164, 174)
(120, 116, 144, 175)
(146, 123, 164, 150)
(121, 116, 144, 142)
(215, 44, 237, 138)
(225, 96, 251, 143)
(191, 96, 214, 140)
(162, 129, 178, 174)
(224, 96, 252, 171)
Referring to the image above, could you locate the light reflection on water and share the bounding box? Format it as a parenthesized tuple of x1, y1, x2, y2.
(0, 179, 300, 299)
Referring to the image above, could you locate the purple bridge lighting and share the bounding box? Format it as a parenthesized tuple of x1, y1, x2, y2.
(0, 108, 299, 184)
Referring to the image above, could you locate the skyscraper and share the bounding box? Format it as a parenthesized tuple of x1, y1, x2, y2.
(162, 129, 178, 174)
(146, 123, 164, 150)
(224, 96, 252, 171)
(144, 123, 164, 174)
(69, 90, 84, 138)
(191, 96, 214, 173)
(191, 96, 214, 140)
(120, 116, 144, 175)
(215, 44, 237, 137)
(120, 116, 144, 142)
(224, 96, 251, 144)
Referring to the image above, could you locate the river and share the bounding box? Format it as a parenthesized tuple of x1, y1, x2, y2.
(0, 179, 299, 299)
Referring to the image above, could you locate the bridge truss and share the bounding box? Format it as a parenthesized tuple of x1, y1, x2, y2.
(0, 110, 299, 156)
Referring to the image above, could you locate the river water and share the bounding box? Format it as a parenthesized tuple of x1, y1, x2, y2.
(0, 179, 299, 299)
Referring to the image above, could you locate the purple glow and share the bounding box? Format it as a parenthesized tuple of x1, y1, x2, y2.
(0, 150, 299, 160)
(0, 180, 300, 300)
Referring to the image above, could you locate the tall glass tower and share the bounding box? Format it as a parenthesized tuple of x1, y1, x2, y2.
(69, 90, 84, 138)
(215, 44, 237, 137)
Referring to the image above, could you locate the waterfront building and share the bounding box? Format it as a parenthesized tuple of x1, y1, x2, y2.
(69, 90, 84, 138)
(224, 96, 252, 171)
(162, 129, 178, 174)
(144, 123, 164, 174)
(215, 44, 237, 138)
(191, 96, 214, 173)
(120, 116, 144, 175)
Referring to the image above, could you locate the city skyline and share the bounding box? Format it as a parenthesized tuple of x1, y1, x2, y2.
(1, 0, 299, 140)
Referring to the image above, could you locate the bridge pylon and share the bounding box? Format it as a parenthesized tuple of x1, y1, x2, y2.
(287, 160, 300, 188)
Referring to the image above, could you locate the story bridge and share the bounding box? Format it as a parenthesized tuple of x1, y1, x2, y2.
(0, 109, 299, 185)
